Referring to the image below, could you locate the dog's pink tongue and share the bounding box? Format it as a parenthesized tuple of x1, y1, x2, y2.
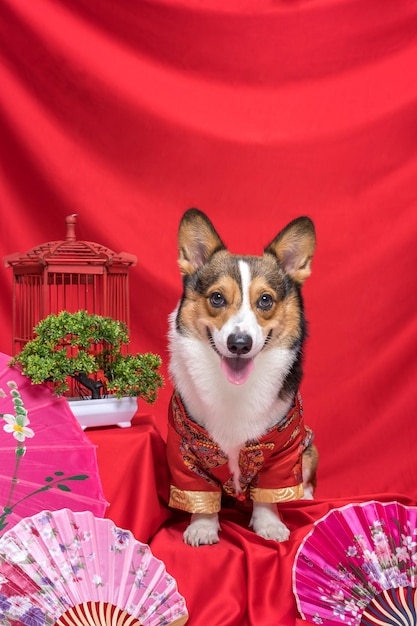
(221, 357, 254, 385)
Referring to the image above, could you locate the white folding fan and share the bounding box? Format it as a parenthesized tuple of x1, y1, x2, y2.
(0, 509, 188, 626)
(293, 501, 417, 626)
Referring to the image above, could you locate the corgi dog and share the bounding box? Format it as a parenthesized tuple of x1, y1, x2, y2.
(167, 209, 318, 546)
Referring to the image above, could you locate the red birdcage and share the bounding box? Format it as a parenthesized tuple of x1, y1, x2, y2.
(4, 214, 137, 356)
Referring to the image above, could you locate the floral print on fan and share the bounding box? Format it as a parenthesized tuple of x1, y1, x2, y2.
(298, 505, 417, 626)
(0, 509, 188, 626)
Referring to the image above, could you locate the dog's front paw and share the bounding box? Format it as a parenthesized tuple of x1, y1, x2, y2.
(254, 519, 290, 542)
(250, 502, 290, 542)
(183, 513, 220, 547)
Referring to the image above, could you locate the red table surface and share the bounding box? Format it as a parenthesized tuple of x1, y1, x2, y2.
(86, 413, 172, 543)
(86, 414, 415, 626)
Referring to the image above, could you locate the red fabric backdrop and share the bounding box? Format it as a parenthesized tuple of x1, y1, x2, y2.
(1, 1, 417, 624)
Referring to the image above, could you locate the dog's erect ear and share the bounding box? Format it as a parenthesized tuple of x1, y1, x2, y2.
(177, 208, 225, 276)
(265, 217, 316, 285)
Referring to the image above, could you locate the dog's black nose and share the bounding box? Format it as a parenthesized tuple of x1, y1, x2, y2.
(227, 333, 253, 355)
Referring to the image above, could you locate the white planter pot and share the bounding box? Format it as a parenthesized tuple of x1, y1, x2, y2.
(68, 396, 138, 430)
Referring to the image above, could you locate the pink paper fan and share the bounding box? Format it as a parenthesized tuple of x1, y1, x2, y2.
(0, 509, 188, 626)
(293, 501, 417, 626)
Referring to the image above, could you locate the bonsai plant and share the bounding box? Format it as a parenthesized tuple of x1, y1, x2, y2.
(10, 310, 164, 404)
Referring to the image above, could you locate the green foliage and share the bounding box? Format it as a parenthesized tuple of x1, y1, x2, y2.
(10, 310, 164, 403)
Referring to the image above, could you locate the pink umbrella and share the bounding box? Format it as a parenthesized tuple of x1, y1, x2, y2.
(0, 352, 107, 535)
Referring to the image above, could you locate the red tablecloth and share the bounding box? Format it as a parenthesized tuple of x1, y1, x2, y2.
(86, 413, 171, 543)
(86, 414, 415, 626)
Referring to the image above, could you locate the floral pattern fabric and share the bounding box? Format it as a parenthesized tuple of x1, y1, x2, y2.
(167, 392, 314, 511)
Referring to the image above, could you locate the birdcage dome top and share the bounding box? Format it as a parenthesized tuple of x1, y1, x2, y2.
(4, 215, 137, 269)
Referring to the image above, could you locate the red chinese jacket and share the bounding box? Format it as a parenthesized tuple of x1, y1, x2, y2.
(166, 392, 314, 514)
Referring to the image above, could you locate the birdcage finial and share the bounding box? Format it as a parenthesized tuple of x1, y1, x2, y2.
(66, 214, 78, 242)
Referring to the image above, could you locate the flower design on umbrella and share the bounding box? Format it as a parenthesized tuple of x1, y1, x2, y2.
(0, 380, 93, 531)
(2, 413, 34, 444)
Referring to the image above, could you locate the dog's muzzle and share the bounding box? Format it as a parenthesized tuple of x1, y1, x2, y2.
(207, 328, 255, 385)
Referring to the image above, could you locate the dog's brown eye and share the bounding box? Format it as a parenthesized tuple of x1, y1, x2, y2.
(209, 292, 226, 308)
(257, 293, 274, 311)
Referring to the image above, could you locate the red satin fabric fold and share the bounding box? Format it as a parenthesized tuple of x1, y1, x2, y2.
(87, 416, 415, 625)
(149, 496, 416, 626)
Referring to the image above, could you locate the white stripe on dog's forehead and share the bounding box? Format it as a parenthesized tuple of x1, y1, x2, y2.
(238, 260, 251, 308)
(234, 259, 257, 332)
(220, 259, 259, 337)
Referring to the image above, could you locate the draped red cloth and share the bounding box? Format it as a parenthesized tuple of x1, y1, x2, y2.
(87, 415, 416, 626)
(1, 1, 417, 624)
